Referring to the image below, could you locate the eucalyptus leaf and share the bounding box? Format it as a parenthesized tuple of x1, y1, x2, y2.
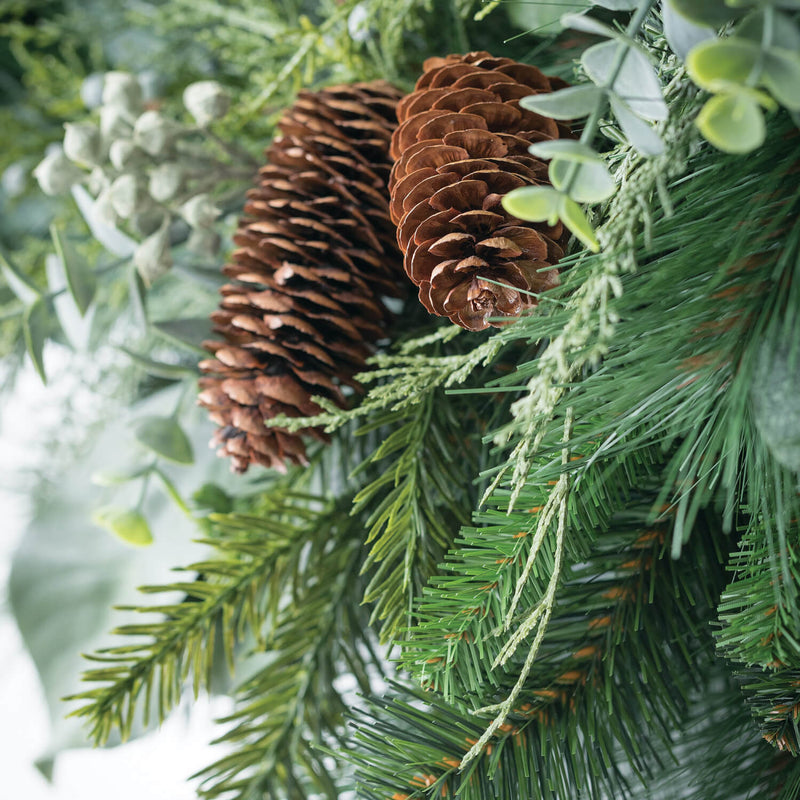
(662, 1, 714, 60)
(550, 157, 616, 203)
(0, 247, 41, 304)
(45, 254, 94, 351)
(501, 185, 562, 225)
(71, 184, 137, 258)
(685, 38, 760, 92)
(528, 139, 603, 162)
(560, 12, 619, 39)
(23, 297, 49, 383)
(762, 47, 800, 111)
(134, 415, 195, 464)
(610, 95, 665, 155)
(506, 0, 590, 34)
(558, 195, 600, 251)
(520, 85, 604, 120)
(589, 0, 638, 8)
(151, 317, 214, 353)
(128, 264, 148, 328)
(118, 346, 198, 379)
(735, 10, 800, 51)
(92, 506, 154, 547)
(91, 466, 151, 487)
(50, 224, 96, 316)
(666, 0, 743, 26)
(696, 92, 765, 153)
(581, 40, 668, 120)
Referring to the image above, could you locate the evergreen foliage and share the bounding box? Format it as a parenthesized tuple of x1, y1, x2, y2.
(4, 1, 800, 799)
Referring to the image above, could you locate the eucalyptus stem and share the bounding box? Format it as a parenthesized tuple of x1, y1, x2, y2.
(561, 0, 657, 196)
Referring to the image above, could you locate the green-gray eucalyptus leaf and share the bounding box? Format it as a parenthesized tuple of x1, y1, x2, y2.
(1, 247, 41, 304)
(23, 297, 49, 383)
(762, 47, 800, 111)
(151, 317, 213, 354)
(558, 195, 600, 251)
(581, 40, 668, 120)
(134, 415, 195, 464)
(520, 85, 604, 120)
(549, 157, 616, 203)
(51, 224, 96, 316)
(696, 92, 765, 153)
(610, 95, 665, 155)
(528, 139, 603, 162)
(92, 506, 153, 547)
(686, 38, 760, 92)
(666, 0, 744, 26)
(506, 0, 590, 34)
(663, 1, 714, 60)
(501, 185, 562, 225)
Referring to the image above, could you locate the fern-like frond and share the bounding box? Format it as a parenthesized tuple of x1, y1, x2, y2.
(64, 491, 338, 745)
(352, 389, 479, 642)
(195, 504, 380, 799)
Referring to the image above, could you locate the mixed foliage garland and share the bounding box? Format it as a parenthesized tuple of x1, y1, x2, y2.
(2, 1, 800, 799)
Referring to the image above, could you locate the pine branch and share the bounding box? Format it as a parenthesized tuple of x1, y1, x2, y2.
(716, 514, 800, 669)
(738, 666, 800, 756)
(352, 389, 478, 643)
(401, 429, 663, 701)
(482, 82, 704, 511)
(346, 514, 746, 800)
(195, 505, 379, 799)
(269, 330, 505, 436)
(64, 492, 337, 745)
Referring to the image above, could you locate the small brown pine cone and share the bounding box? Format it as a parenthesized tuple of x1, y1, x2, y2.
(389, 51, 572, 331)
(199, 81, 404, 473)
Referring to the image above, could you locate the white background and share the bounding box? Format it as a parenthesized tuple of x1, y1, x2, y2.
(0, 361, 231, 799)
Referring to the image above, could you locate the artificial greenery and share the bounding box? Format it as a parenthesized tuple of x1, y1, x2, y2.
(3, 1, 800, 799)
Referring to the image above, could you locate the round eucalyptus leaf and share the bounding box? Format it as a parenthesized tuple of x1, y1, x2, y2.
(134, 415, 195, 464)
(506, 0, 590, 34)
(686, 38, 760, 92)
(762, 48, 800, 111)
(560, 13, 618, 39)
(501, 185, 562, 225)
(667, 0, 744, 26)
(581, 40, 668, 121)
(663, 1, 714, 60)
(528, 139, 602, 162)
(735, 10, 800, 51)
(588, 0, 638, 8)
(519, 85, 604, 120)
(92, 506, 154, 547)
(558, 195, 600, 252)
(550, 158, 616, 204)
(696, 92, 765, 153)
(609, 96, 665, 156)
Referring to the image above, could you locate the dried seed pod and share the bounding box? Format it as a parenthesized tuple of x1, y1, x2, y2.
(199, 81, 404, 473)
(390, 51, 571, 331)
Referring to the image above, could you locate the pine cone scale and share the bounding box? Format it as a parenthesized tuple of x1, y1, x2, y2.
(390, 52, 571, 330)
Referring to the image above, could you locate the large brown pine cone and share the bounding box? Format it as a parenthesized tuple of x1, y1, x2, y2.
(390, 51, 572, 331)
(199, 81, 404, 473)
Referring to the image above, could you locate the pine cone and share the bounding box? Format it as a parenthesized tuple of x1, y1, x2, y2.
(199, 81, 404, 473)
(390, 52, 571, 331)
